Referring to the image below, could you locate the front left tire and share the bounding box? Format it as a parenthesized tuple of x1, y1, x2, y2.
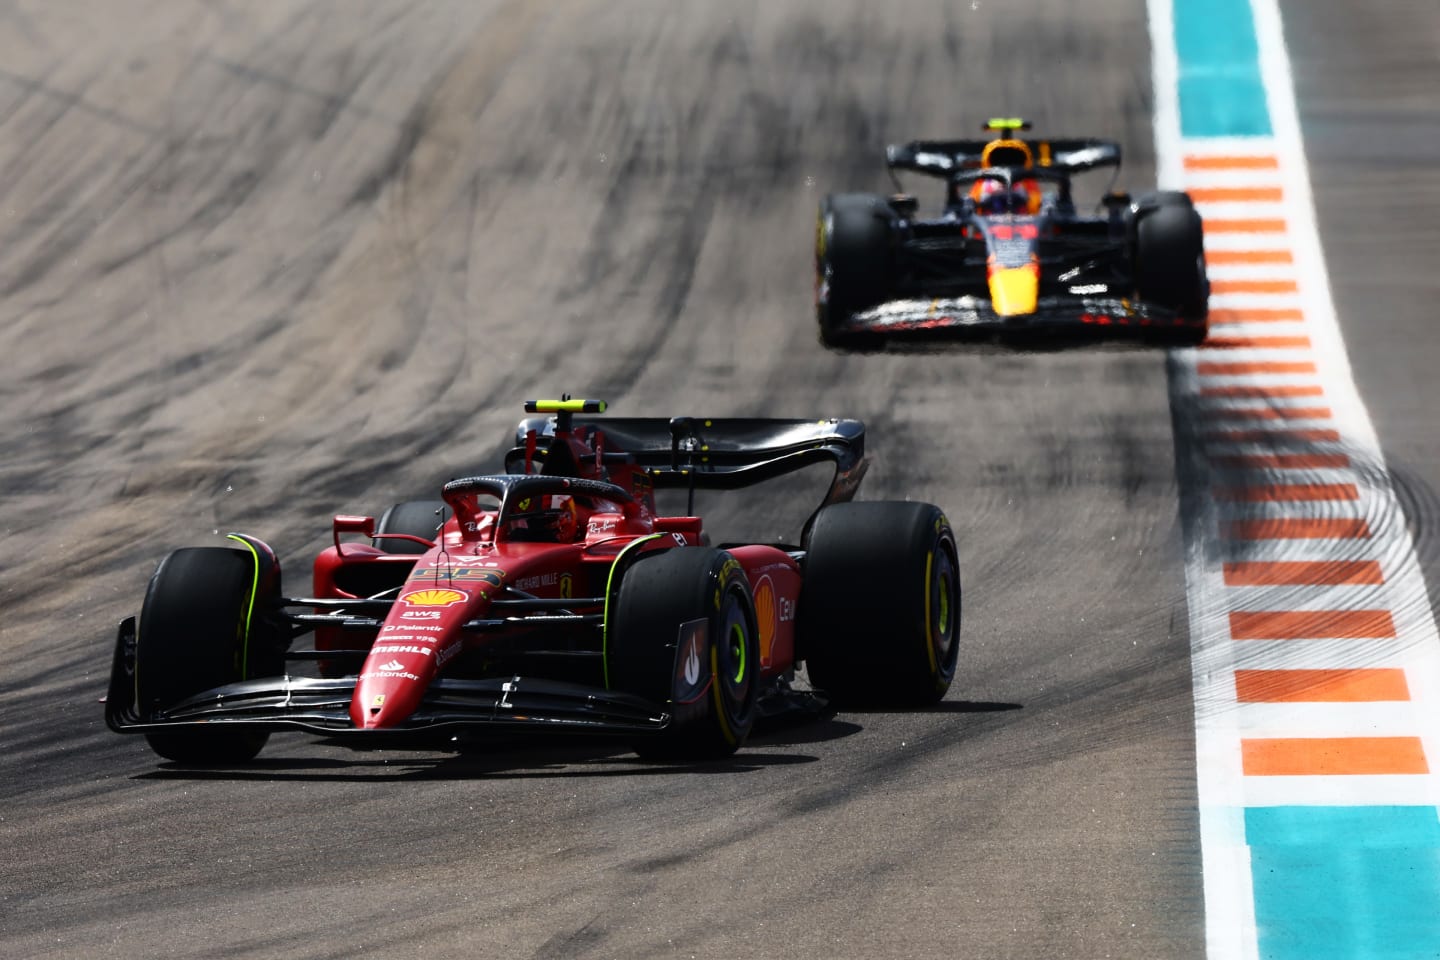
(607, 547, 760, 759)
(1130, 192, 1209, 345)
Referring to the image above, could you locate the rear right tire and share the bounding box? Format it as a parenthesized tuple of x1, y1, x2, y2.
(798, 501, 961, 706)
(374, 500, 448, 553)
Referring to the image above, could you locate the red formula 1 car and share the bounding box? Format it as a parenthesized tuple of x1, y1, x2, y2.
(105, 399, 961, 764)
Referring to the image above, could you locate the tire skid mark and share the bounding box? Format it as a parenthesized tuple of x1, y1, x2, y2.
(0, 4, 541, 639)
(0, 62, 165, 138)
(200, 52, 417, 142)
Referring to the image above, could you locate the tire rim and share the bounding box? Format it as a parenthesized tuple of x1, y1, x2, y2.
(716, 587, 752, 708)
(929, 544, 958, 674)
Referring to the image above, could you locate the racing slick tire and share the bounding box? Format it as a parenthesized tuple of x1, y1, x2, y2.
(798, 501, 960, 707)
(816, 193, 894, 350)
(135, 547, 279, 764)
(609, 547, 760, 760)
(374, 500, 448, 554)
(1130, 192, 1209, 345)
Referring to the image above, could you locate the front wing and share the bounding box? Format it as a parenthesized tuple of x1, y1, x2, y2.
(106, 674, 670, 737)
(840, 295, 1206, 343)
(106, 612, 670, 740)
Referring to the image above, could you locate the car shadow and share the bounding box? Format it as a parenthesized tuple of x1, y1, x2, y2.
(840, 335, 1188, 356)
(130, 701, 1017, 783)
(839, 699, 1023, 715)
(134, 738, 818, 784)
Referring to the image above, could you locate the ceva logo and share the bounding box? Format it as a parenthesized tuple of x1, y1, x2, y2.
(684, 640, 702, 687)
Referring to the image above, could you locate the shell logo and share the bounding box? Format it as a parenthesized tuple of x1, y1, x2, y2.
(400, 588, 467, 607)
(752, 575, 776, 665)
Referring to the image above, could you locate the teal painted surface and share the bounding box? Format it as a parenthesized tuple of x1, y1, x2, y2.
(1174, 0, 1271, 136)
(1246, 807, 1440, 959)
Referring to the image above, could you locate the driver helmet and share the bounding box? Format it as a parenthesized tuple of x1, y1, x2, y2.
(972, 178, 1031, 214)
(974, 137, 1043, 214)
(505, 494, 579, 542)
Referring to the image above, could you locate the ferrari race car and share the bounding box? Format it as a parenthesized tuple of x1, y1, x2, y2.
(105, 399, 961, 764)
(815, 118, 1209, 348)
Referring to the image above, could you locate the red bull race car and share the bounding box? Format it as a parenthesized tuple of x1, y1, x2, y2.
(815, 118, 1209, 348)
(105, 399, 961, 764)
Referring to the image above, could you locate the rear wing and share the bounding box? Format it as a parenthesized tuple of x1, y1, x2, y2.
(886, 138, 1122, 178)
(508, 416, 869, 507)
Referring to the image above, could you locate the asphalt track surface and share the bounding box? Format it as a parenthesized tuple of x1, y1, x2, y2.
(0, 2, 1433, 958)
(1281, 0, 1440, 613)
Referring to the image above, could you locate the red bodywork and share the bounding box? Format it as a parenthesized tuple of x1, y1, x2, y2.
(308, 419, 802, 731)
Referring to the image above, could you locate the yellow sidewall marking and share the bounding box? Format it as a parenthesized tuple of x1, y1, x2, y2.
(225, 535, 263, 679)
(710, 644, 736, 746)
(923, 549, 938, 674)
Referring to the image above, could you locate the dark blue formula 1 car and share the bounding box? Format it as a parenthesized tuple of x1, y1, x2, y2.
(815, 118, 1209, 348)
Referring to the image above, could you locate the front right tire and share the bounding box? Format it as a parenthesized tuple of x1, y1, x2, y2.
(816, 193, 895, 349)
(135, 547, 276, 764)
